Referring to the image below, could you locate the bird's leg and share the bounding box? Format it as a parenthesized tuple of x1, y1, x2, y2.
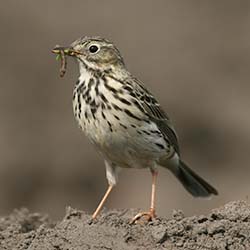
(150, 168, 158, 217)
(130, 169, 158, 224)
(92, 185, 113, 219)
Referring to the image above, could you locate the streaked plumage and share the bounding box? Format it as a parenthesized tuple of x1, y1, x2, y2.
(52, 36, 218, 222)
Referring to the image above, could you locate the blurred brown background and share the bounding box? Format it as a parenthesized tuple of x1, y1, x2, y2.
(0, 0, 249, 219)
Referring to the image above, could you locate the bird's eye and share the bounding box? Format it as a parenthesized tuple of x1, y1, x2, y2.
(89, 45, 99, 53)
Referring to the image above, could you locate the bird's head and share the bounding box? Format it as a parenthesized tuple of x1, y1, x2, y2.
(52, 36, 125, 73)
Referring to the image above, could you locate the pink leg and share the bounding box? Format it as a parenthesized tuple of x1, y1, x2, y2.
(130, 169, 158, 224)
(92, 185, 113, 219)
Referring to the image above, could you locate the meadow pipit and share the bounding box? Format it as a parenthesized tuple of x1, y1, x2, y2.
(52, 36, 218, 223)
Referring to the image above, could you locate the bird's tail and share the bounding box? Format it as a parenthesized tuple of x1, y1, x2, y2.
(168, 160, 218, 197)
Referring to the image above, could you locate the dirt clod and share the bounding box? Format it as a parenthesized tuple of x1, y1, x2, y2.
(0, 201, 250, 249)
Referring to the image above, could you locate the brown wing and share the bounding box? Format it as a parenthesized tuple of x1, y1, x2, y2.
(128, 77, 180, 155)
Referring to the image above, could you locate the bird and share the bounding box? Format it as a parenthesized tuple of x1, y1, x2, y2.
(52, 36, 218, 223)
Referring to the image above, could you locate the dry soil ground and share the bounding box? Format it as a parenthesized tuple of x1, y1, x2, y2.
(0, 201, 250, 250)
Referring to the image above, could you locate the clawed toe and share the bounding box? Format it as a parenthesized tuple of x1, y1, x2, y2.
(130, 209, 156, 224)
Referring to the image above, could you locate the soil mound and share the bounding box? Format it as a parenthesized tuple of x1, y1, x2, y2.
(0, 201, 249, 249)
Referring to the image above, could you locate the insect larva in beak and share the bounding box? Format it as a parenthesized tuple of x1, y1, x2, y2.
(59, 50, 67, 77)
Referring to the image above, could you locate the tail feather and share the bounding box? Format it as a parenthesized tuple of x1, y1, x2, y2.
(169, 160, 218, 197)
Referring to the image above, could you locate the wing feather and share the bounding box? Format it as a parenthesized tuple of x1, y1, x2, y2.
(126, 77, 180, 155)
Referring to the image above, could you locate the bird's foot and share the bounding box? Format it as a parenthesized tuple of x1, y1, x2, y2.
(130, 208, 156, 224)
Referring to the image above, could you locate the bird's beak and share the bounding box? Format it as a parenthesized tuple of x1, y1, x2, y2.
(51, 46, 82, 56)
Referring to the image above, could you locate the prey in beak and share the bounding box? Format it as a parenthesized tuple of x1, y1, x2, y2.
(52, 45, 82, 77)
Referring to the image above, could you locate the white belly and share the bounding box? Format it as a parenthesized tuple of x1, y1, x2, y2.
(74, 101, 167, 168)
